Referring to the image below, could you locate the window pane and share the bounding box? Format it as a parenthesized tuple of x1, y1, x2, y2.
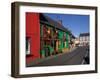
(26, 37, 31, 55)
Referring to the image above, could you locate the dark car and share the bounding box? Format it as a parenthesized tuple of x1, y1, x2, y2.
(82, 47, 90, 64)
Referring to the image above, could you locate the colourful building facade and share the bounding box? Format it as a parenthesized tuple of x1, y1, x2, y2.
(26, 13, 73, 64)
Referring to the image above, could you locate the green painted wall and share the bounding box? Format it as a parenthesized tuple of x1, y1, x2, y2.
(58, 30, 64, 52)
(40, 23, 70, 56)
(47, 45, 54, 54)
(40, 24, 54, 56)
(40, 50, 45, 56)
(66, 32, 69, 48)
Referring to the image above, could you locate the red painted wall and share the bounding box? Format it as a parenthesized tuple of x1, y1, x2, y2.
(26, 12, 40, 63)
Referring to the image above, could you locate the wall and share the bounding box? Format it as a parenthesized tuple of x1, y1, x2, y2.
(26, 12, 40, 63)
(0, 0, 100, 80)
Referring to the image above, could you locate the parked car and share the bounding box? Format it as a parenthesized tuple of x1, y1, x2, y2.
(82, 48, 90, 64)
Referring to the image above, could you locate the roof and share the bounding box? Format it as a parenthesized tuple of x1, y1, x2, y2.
(39, 13, 70, 33)
(79, 33, 89, 37)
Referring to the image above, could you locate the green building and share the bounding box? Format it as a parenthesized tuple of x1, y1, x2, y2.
(39, 13, 74, 58)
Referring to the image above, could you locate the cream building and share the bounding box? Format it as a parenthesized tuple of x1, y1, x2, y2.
(79, 33, 89, 46)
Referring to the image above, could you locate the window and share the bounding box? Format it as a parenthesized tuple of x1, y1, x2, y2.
(43, 25, 48, 38)
(83, 36, 85, 41)
(80, 37, 82, 41)
(26, 37, 31, 55)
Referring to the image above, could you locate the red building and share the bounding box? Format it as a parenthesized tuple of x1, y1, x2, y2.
(26, 12, 40, 63)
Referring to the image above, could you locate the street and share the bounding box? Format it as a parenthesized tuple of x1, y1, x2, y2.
(27, 46, 89, 67)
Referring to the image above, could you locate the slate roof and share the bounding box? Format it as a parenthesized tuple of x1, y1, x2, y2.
(40, 14, 69, 33)
(79, 33, 89, 37)
(39, 13, 75, 38)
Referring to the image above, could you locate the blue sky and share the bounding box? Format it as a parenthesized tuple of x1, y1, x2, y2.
(44, 13, 89, 37)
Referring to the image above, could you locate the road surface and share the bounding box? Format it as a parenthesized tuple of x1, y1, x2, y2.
(27, 46, 89, 67)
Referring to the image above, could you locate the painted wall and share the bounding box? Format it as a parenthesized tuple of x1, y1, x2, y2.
(26, 12, 40, 63)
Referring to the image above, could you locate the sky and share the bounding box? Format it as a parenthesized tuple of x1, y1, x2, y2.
(44, 13, 89, 37)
